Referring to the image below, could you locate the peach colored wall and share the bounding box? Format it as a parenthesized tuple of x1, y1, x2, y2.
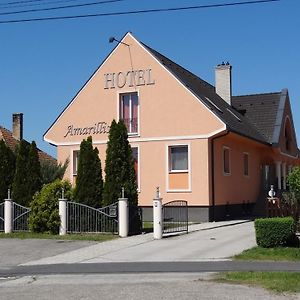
(169, 173, 189, 190)
(58, 138, 211, 206)
(135, 139, 211, 206)
(213, 133, 266, 205)
(44, 33, 224, 145)
(45, 33, 226, 207)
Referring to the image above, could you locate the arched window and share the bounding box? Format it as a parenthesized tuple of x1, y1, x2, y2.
(284, 117, 292, 152)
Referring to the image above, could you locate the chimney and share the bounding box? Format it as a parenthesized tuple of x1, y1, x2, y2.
(12, 113, 23, 141)
(215, 62, 232, 105)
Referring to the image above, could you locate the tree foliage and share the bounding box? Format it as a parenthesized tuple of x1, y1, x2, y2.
(282, 167, 300, 224)
(0, 140, 15, 201)
(12, 140, 30, 206)
(12, 140, 42, 206)
(40, 159, 69, 185)
(286, 167, 300, 201)
(103, 120, 138, 206)
(73, 136, 103, 208)
(27, 141, 42, 199)
(29, 180, 72, 234)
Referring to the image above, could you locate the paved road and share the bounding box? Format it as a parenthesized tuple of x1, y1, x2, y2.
(0, 220, 299, 300)
(0, 239, 96, 269)
(0, 273, 299, 300)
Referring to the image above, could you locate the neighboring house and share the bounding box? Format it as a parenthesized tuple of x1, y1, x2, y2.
(44, 32, 299, 222)
(0, 113, 56, 164)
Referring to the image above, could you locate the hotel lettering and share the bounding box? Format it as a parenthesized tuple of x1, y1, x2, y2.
(104, 69, 155, 89)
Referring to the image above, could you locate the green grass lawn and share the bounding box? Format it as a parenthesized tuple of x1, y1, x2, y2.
(234, 246, 300, 261)
(214, 246, 300, 293)
(0, 232, 117, 242)
(217, 272, 300, 293)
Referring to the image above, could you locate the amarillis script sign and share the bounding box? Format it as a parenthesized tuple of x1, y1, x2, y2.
(64, 122, 110, 138)
(104, 69, 155, 89)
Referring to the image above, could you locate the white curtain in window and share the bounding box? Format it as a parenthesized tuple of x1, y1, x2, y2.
(171, 146, 188, 171)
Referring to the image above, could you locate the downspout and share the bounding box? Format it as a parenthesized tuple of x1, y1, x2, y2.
(211, 130, 229, 221)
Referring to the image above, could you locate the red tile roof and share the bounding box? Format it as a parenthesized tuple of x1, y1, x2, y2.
(0, 126, 56, 164)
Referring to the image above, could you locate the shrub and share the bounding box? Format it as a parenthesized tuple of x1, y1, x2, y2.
(73, 136, 103, 208)
(255, 217, 296, 248)
(40, 159, 69, 185)
(103, 120, 138, 206)
(0, 140, 15, 201)
(29, 180, 72, 234)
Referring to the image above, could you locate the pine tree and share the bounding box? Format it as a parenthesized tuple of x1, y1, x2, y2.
(103, 120, 138, 206)
(40, 159, 69, 185)
(12, 139, 30, 206)
(73, 136, 103, 208)
(27, 141, 42, 200)
(0, 140, 15, 201)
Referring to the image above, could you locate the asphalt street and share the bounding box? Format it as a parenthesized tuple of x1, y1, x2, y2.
(1, 220, 299, 300)
(1, 273, 299, 300)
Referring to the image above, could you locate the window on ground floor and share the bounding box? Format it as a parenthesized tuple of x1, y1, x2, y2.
(72, 150, 80, 175)
(169, 145, 189, 172)
(223, 147, 230, 175)
(243, 152, 249, 177)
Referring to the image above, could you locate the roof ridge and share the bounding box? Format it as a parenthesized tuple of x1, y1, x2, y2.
(233, 91, 281, 98)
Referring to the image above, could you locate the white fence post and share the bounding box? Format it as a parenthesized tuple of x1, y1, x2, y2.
(4, 189, 13, 234)
(153, 187, 163, 239)
(118, 187, 129, 238)
(59, 189, 67, 235)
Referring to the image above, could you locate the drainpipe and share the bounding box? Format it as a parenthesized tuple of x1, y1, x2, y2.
(211, 130, 229, 221)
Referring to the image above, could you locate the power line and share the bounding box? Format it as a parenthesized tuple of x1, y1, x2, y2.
(0, 0, 58, 6)
(0, 0, 82, 9)
(0, 0, 124, 15)
(0, 0, 283, 24)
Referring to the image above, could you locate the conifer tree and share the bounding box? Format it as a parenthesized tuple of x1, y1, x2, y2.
(27, 141, 42, 199)
(103, 120, 138, 206)
(12, 139, 30, 206)
(0, 140, 15, 201)
(73, 136, 103, 208)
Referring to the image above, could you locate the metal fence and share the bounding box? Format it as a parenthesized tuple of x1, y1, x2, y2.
(163, 200, 188, 235)
(0, 202, 4, 232)
(67, 201, 118, 234)
(13, 202, 31, 231)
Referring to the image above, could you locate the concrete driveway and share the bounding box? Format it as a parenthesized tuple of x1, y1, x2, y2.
(20, 220, 256, 266)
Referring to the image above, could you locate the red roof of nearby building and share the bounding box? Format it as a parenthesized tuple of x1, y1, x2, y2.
(0, 125, 56, 164)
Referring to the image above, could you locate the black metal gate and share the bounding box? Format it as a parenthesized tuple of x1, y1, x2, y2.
(0, 202, 4, 232)
(67, 201, 119, 234)
(162, 200, 188, 235)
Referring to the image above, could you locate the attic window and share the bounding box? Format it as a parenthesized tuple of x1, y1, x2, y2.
(226, 108, 242, 122)
(204, 97, 223, 113)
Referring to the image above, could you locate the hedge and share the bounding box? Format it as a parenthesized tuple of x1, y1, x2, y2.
(254, 217, 296, 248)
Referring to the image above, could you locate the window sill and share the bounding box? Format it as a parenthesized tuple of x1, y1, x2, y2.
(223, 172, 231, 176)
(166, 189, 192, 193)
(128, 133, 140, 137)
(169, 170, 189, 174)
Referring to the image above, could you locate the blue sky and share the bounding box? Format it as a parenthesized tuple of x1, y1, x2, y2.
(0, 0, 299, 158)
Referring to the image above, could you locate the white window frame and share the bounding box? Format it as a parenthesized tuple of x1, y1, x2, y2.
(243, 152, 249, 177)
(118, 91, 140, 136)
(131, 144, 141, 192)
(222, 146, 231, 176)
(168, 145, 189, 173)
(166, 143, 191, 193)
(71, 149, 80, 180)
